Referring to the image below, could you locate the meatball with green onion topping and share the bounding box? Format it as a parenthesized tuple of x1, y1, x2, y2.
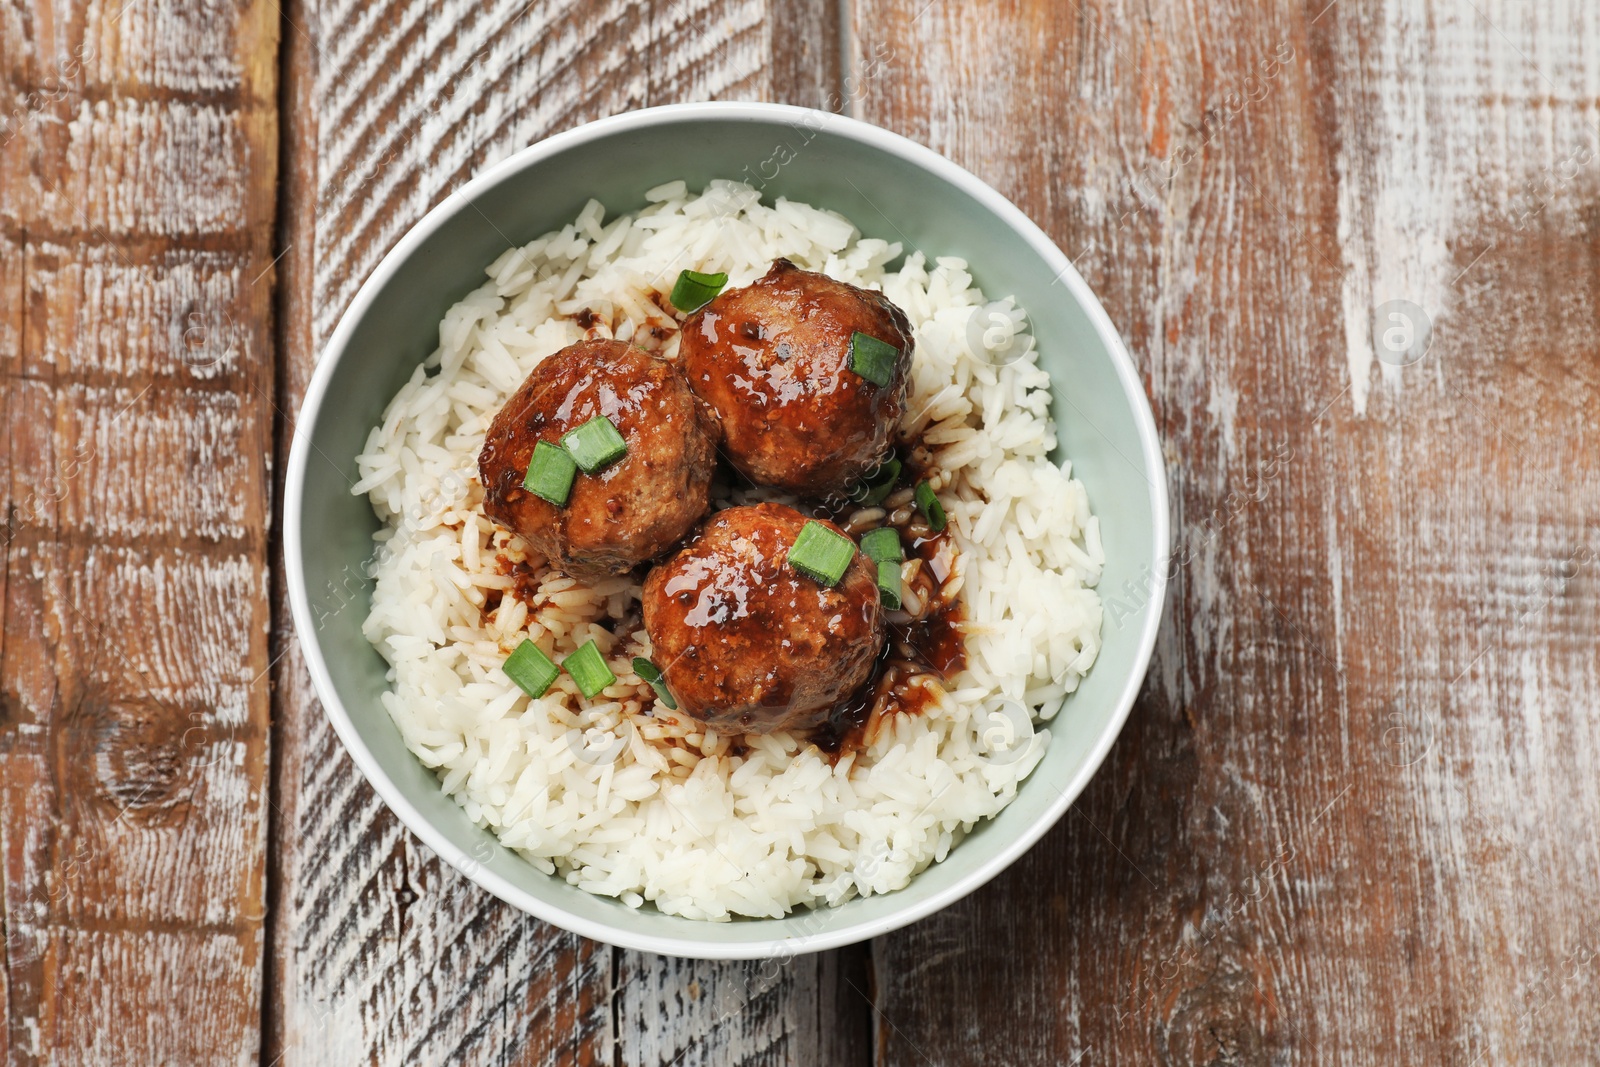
(479, 339, 718, 579)
(677, 259, 914, 495)
(641, 503, 884, 734)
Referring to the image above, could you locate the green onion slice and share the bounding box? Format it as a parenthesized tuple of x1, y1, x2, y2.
(847, 331, 899, 388)
(669, 269, 729, 313)
(860, 526, 904, 564)
(562, 639, 616, 699)
(914, 481, 947, 533)
(523, 440, 578, 505)
(632, 657, 679, 710)
(787, 520, 857, 587)
(561, 415, 627, 473)
(849, 457, 902, 505)
(858, 483, 894, 507)
(876, 559, 903, 610)
(503, 639, 559, 699)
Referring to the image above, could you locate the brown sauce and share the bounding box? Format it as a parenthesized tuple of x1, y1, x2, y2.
(901, 602, 967, 676)
(810, 600, 967, 757)
(769, 445, 970, 758)
(809, 638, 895, 754)
(483, 555, 544, 620)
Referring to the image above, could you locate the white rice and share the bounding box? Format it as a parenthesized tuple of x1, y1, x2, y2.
(352, 181, 1104, 920)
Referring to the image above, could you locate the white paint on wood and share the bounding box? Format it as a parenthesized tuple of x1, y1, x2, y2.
(1331, 0, 1465, 415)
(0, 0, 278, 1062)
(272, 3, 860, 1065)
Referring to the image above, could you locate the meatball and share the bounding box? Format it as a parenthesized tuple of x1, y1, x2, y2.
(641, 503, 884, 735)
(678, 259, 914, 494)
(478, 339, 717, 579)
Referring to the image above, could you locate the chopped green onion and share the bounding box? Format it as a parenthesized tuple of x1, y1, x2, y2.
(669, 269, 729, 313)
(523, 440, 578, 505)
(857, 484, 893, 507)
(860, 527, 904, 564)
(849, 457, 902, 505)
(787, 520, 857, 587)
(876, 559, 903, 610)
(562, 639, 616, 699)
(503, 639, 559, 699)
(561, 415, 627, 473)
(848, 331, 899, 387)
(632, 657, 679, 710)
(914, 481, 947, 533)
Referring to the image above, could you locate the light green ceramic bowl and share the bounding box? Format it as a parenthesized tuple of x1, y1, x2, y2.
(286, 102, 1168, 959)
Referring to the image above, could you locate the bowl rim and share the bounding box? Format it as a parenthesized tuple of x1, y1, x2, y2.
(285, 100, 1169, 959)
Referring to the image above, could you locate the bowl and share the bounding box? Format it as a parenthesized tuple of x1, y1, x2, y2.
(285, 101, 1168, 959)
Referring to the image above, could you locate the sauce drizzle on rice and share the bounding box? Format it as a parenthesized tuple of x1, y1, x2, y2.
(811, 602, 967, 756)
(807, 508, 968, 756)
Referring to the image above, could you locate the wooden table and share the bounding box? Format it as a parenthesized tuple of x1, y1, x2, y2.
(4, 0, 1598, 1062)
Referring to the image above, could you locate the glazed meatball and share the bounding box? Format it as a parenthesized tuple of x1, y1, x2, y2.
(678, 259, 914, 494)
(641, 503, 884, 734)
(478, 339, 717, 579)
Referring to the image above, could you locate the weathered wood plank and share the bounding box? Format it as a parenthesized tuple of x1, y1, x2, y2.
(613, 947, 871, 1067)
(851, 0, 1600, 1064)
(269, 2, 866, 1064)
(0, 0, 279, 1062)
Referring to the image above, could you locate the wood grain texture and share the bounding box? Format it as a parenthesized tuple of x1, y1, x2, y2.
(0, 0, 279, 1062)
(268, 2, 868, 1065)
(6, 0, 1592, 1062)
(849, 0, 1600, 1064)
